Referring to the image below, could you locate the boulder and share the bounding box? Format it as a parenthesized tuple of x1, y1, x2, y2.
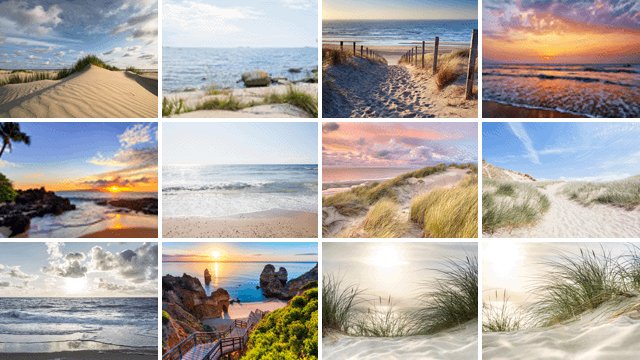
(162, 273, 230, 320)
(204, 268, 211, 285)
(241, 70, 270, 87)
(288, 67, 303, 73)
(99, 198, 158, 215)
(260, 263, 318, 300)
(0, 188, 76, 237)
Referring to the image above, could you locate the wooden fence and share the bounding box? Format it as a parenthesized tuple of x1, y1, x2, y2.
(400, 29, 478, 100)
(330, 41, 387, 64)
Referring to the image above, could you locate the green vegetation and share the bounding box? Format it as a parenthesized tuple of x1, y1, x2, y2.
(400, 48, 476, 90)
(322, 274, 365, 336)
(0, 71, 56, 86)
(125, 66, 142, 74)
(0, 122, 31, 158)
(162, 97, 190, 117)
(410, 173, 478, 238)
(323, 47, 387, 67)
(0, 173, 17, 202)
(412, 256, 478, 334)
(194, 94, 245, 111)
(162, 310, 170, 325)
(362, 199, 408, 238)
(482, 178, 550, 233)
(245, 288, 318, 360)
(56, 55, 119, 79)
(482, 290, 522, 332)
(351, 297, 411, 337)
(561, 179, 640, 210)
(263, 88, 318, 118)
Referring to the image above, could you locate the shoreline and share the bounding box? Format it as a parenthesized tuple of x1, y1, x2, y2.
(163, 210, 318, 238)
(482, 100, 585, 118)
(0, 349, 157, 360)
(80, 227, 158, 238)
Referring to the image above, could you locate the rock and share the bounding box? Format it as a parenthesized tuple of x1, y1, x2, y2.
(0, 188, 76, 237)
(162, 302, 204, 353)
(204, 268, 211, 285)
(288, 67, 303, 73)
(260, 264, 318, 300)
(162, 274, 230, 320)
(98, 198, 158, 215)
(241, 70, 270, 87)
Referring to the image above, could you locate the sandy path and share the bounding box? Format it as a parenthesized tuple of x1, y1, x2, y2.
(490, 183, 640, 238)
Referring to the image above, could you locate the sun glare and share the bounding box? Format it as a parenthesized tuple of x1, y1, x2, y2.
(485, 242, 523, 280)
(64, 277, 88, 294)
(368, 244, 404, 268)
(211, 250, 221, 261)
(107, 185, 122, 193)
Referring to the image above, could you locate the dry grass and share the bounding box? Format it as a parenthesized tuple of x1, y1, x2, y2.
(482, 179, 550, 233)
(362, 199, 408, 238)
(561, 178, 640, 210)
(409, 174, 478, 238)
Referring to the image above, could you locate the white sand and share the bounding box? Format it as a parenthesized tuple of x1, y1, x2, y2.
(489, 182, 640, 238)
(0, 65, 157, 118)
(323, 322, 477, 360)
(484, 299, 640, 360)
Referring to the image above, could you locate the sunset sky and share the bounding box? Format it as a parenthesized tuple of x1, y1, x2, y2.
(0, 242, 157, 297)
(322, 122, 477, 168)
(323, 0, 477, 20)
(484, 0, 640, 63)
(163, 242, 318, 263)
(0, 122, 158, 192)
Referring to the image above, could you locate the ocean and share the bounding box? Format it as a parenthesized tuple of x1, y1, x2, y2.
(322, 20, 478, 46)
(26, 191, 158, 238)
(0, 297, 157, 353)
(483, 63, 640, 117)
(163, 47, 318, 92)
(163, 164, 318, 218)
(323, 167, 418, 194)
(163, 262, 317, 302)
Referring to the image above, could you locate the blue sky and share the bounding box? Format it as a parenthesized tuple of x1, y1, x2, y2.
(483, 122, 640, 181)
(324, 0, 478, 20)
(0, 0, 158, 69)
(0, 242, 157, 297)
(163, 0, 317, 47)
(163, 122, 317, 165)
(163, 242, 318, 262)
(0, 122, 158, 191)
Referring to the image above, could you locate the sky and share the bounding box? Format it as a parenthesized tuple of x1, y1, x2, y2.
(324, 242, 477, 308)
(323, 0, 477, 20)
(163, 122, 317, 165)
(483, 0, 640, 63)
(163, 0, 317, 48)
(0, 0, 158, 69)
(0, 242, 157, 297)
(163, 242, 318, 263)
(483, 242, 634, 305)
(0, 122, 158, 192)
(323, 122, 477, 168)
(483, 122, 640, 181)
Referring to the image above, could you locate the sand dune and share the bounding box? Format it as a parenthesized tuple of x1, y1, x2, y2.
(0, 65, 157, 118)
(484, 300, 640, 360)
(324, 322, 477, 360)
(489, 182, 640, 238)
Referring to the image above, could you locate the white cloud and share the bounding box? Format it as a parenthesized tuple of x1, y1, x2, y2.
(90, 243, 158, 284)
(508, 122, 540, 164)
(280, 0, 316, 10)
(0, 1, 62, 35)
(164, 1, 260, 36)
(120, 123, 153, 148)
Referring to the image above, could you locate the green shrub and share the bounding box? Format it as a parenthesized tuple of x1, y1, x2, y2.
(0, 173, 17, 202)
(162, 310, 170, 325)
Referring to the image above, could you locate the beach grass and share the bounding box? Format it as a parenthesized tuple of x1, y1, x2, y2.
(263, 87, 318, 117)
(56, 55, 119, 79)
(323, 48, 348, 66)
(0, 71, 56, 86)
(362, 199, 408, 238)
(125, 66, 142, 74)
(322, 274, 366, 336)
(162, 97, 190, 117)
(561, 178, 640, 210)
(412, 255, 478, 334)
(409, 173, 478, 238)
(482, 178, 550, 233)
(351, 297, 411, 337)
(195, 94, 246, 112)
(483, 290, 523, 332)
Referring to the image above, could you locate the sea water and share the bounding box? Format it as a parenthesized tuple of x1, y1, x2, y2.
(0, 297, 157, 353)
(163, 262, 317, 302)
(163, 47, 318, 92)
(163, 164, 318, 218)
(322, 20, 478, 46)
(483, 63, 640, 117)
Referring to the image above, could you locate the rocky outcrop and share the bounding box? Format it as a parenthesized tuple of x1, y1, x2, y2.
(241, 70, 270, 87)
(204, 268, 211, 285)
(162, 273, 230, 320)
(162, 302, 204, 353)
(97, 197, 158, 215)
(260, 264, 318, 300)
(0, 188, 76, 236)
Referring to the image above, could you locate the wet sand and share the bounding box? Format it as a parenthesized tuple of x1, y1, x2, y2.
(2, 349, 157, 360)
(81, 228, 158, 238)
(483, 101, 584, 118)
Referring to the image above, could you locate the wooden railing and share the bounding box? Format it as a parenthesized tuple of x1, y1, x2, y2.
(162, 331, 229, 360)
(324, 40, 387, 65)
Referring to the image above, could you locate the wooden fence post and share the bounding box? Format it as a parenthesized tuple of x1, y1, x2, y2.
(340, 41, 343, 52)
(465, 29, 478, 100)
(415, 46, 418, 66)
(360, 45, 363, 57)
(433, 36, 439, 74)
(422, 41, 425, 68)
(353, 42, 356, 56)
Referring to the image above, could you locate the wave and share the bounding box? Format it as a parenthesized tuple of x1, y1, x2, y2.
(163, 181, 317, 193)
(0, 310, 156, 326)
(482, 72, 636, 88)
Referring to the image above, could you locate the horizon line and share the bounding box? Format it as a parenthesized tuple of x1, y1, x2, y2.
(162, 260, 318, 264)
(323, 18, 478, 21)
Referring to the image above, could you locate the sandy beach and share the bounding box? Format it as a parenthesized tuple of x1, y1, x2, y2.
(1, 349, 157, 360)
(163, 210, 318, 238)
(203, 300, 288, 332)
(0, 65, 158, 118)
(483, 101, 583, 118)
(323, 45, 477, 118)
(81, 227, 158, 238)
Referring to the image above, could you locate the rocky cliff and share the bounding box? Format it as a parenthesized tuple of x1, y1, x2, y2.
(259, 263, 318, 300)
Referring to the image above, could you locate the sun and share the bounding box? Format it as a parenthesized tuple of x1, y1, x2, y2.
(211, 250, 221, 261)
(367, 244, 404, 268)
(107, 185, 122, 193)
(64, 277, 88, 294)
(484, 242, 523, 280)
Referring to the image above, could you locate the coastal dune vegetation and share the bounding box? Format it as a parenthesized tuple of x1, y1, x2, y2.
(482, 178, 550, 233)
(323, 255, 478, 338)
(323, 163, 478, 238)
(561, 178, 640, 210)
(400, 48, 476, 90)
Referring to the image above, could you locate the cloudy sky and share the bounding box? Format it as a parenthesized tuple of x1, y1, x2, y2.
(0, 242, 157, 297)
(1, 122, 158, 192)
(163, 0, 317, 48)
(0, 0, 158, 69)
(484, 0, 640, 63)
(324, 242, 477, 308)
(322, 122, 477, 168)
(163, 242, 318, 263)
(483, 122, 640, 181)
(324, 0, 477, 20)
